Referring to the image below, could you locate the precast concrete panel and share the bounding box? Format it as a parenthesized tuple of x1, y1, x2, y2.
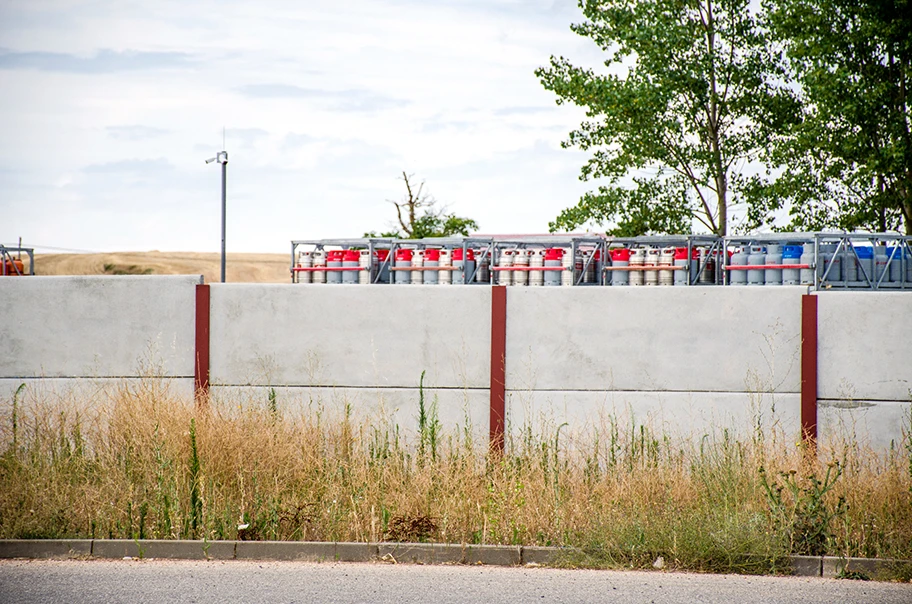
(209, 385, 489, 446)
(504, 287, 804, 394)
(0, 276, 200, 379)
(208, 284, 491, 390)
(505, 390, 801, 445)
(816, 291, 912, 402)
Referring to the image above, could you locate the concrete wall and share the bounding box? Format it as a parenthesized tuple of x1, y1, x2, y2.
(504, 287, 804, 441)
(2, 276, 909, 450)
(207, 284, 492, 438)
(0, 275, 200, 402)
(816, 291, 912, 450)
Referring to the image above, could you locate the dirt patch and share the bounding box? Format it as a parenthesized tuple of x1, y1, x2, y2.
(34, 251, 291, 283)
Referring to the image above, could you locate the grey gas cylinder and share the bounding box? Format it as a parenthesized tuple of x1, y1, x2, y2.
(544, 248, 563, 286)
(394, 249, 412, 284)
(800, 246, 815, 285)
(610, 248, 630, 286)
(342, 250, 359, 284)
(327, 250, 344, 284)
(730, 247, 749, 285)
(874, 246, 889, 283)
(424, 249, 440, 285)
(765, 245, 782, 286)
(747, 246, 766, 285)
(782, 245, 802, 285)
(818, 243, 841, 283)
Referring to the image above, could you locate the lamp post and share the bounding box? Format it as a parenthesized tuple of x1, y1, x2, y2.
(205, 151, 228, 283)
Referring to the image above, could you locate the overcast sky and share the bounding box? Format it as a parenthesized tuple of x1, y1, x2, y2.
(0, 0, 610, 253)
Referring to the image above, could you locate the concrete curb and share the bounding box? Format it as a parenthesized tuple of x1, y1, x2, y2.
(0, 540, 908, 577)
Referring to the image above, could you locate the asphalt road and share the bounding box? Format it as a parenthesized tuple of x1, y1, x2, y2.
(1, 559, 910, 603)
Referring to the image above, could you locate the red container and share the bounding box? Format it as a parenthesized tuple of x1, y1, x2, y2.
(327, 250, 346, 261)
(452, 248, 475, 261)
(376, 249, 390, 261)
(610, 248, 631, 261)
(395, 249, 413, 261)
(544, 248, 564, 261)
(343, 250, 360, 262)
(424, 249, 441, 261)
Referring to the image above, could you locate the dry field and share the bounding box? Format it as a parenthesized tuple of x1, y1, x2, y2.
(33, 251, 291, 283)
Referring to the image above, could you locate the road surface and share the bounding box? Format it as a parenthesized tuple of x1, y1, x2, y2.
(1, 559, 909, 603)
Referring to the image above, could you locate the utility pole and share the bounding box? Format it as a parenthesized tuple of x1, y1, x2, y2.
(205, 151, 229, 282)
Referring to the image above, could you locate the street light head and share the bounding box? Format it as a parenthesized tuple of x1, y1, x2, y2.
(205, 157, 217, 164)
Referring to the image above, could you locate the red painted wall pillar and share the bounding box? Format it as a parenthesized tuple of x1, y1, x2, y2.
(490, 286, 507, 455)
(801, 294, 818, 448)
(195, 283, 210, 405)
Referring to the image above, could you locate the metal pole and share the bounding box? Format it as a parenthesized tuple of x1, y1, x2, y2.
(221, 156, 227, 283)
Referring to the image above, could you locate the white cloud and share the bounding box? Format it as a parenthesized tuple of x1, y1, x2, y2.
(0, 0, 604, 253)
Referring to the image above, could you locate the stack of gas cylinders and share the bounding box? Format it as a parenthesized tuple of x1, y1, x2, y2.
(295, 242, 911, 286)
(726, 243, 912, 286)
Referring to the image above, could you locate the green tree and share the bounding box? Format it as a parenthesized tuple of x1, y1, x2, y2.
(365, 172, 479, 239)
(761, 0, 912, 234)
(537, 0, 797, 236)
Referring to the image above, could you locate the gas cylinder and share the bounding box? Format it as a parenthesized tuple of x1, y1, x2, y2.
(497, 250, 514, 286)
(610, 248, 630, 286)
(854, 247, 874, 284)
(800, 245, 815, 286)
(326, 250, 344, 284)
(818, 243, 841, 283)
(298, 251, 313, 284)
(874, 246, 889, 284)
(629, 247, 646, 286)
(747, 246, 766, 286)
(561, 248, 574, 286)
(424, 248, 440, 285)
(411, 250, 425, 285)
(658, 247, 675, 286)
(583, 250, 597, 284)
(529, 249, 544, 286)
(375, 249, 391, 284)
(782, 245, 802, 285)
(312, 251, 326, 284)
(452, 248, 475, 284)
(394, 249, 412, 284)
(358, 250, 371, 284)
(438, 249, 452, 285)
(729, 246, 749, 285)
(342, 250, 360, 284)
(513, 249, 529, 286)
(765, 244, 782, 286)
(644, 247, 660, 286)
(698, 248, 716, 284)
(544, 248, 563, 286)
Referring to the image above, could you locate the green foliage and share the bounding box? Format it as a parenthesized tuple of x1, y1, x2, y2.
(416, 371, 441, 466)
(760, 0, 912, 234)
(759, 462, 848, 555)
(365, 172, 479, 239)
(188, 418, 202, 538)
(538, 0, 797, 236)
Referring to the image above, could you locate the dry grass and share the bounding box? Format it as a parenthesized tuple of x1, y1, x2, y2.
(34, 251, 290, 283)
(1, 380, 910, 575)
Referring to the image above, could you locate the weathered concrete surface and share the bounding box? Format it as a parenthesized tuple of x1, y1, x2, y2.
(208, 285, 491, 389)
(506, 390, 802, 443)
(0, 276, 199, 379)
(818, 399, 911, 450)
(210, 385, 489, 443)
(0, 540, 91, 559)
(816, 291, 912, 403)
(505, 287, 803, 394)
(0, 377, 196, 410)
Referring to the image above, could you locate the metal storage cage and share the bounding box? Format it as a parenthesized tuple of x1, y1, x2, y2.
(1, 246, 35, 276)
(723, 232, 912, 290)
